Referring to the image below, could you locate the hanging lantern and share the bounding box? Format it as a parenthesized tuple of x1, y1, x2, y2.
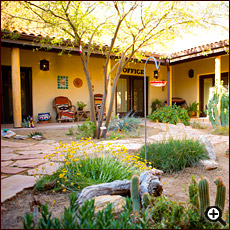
(150, 80, 167, 87)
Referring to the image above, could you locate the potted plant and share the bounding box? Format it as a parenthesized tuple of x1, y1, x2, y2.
(186, 101, 201, 118)
(77, 101, 87, 111)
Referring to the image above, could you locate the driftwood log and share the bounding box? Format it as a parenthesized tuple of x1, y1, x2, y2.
(76, 169, 163, 205)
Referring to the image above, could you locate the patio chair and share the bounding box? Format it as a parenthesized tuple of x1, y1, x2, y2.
(94, 94, 106, 120)
(53, 96, 76, 123)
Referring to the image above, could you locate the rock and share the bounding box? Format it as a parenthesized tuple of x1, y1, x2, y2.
(40, 140, 56, 144)
(199, 135, 215, 160)
(200, 160, 218, 170)
(176, 123, 185, 129)
(14, 135, 27, 140)
(1, 130, 16, 138)
(32, 135, 44, 141)
(139, 170, 163, 200)
(93, 195, 126, 216)
(76, 170, 163, 205)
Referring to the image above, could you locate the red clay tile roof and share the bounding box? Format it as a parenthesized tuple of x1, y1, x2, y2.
(1, 29, 229, 61)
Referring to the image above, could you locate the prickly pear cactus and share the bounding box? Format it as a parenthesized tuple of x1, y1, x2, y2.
(214, 177, 226, 212)
(131, 174, 141, 214)
(207, 93, 221, 127)
(198, 177, 210, 219)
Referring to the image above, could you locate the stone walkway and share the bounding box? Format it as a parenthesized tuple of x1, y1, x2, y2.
(1, 120, 229, 203)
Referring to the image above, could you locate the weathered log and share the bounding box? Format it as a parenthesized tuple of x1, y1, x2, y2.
(76, 179, 130, 205)
(76, 169, 164, 205)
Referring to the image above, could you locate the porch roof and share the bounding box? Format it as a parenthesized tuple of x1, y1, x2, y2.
(1, 29, 229, 65)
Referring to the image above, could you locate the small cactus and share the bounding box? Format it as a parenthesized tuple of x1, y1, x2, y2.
(198, 177, 210, 219)
(189, 175, 199, 209)
(214, 177, 226, 212)
(131, 174, 141, 214)
(142, 193, 151, 209)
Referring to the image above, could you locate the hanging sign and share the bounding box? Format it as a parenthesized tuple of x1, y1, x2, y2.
(122, 68, 144, 75)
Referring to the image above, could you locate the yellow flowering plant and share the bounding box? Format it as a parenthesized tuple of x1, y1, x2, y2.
(35, 137, 153, 193)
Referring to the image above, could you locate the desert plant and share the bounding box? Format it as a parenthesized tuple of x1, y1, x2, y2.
(151, 99, 162, 114)
(214, 177, 226, 212)
(207, 84, 229, 128)
(109, 112, 142, 133)
(131, 174, 141, 214)
(148, 104, 190, 126)
(189, 175, 199, 208)
(139, 138, 209, 173)
(75, 119, 96, 139)
(191, 121, 205, 129)
(186, 101, 201, 117)
(212, 125, 229, 136)
(28, 131, 43, 138)
(65, 126, 75, 136)
(142, 193, 152, 209)
(198, 177, 210, 219)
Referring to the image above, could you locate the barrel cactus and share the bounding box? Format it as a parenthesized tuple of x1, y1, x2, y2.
(214, 177, 226, 212)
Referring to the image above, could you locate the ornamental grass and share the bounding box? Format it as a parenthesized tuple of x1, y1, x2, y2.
(35, 138, 153, 192)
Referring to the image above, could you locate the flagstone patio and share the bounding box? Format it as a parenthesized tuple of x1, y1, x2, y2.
(1, 120, 229, 203)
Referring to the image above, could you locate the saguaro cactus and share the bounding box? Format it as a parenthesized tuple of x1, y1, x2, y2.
(198, 177, 210, 219)
(214, 177, 226, 212)
(131, 174, 141, 214)
(189, 175, 199, 209)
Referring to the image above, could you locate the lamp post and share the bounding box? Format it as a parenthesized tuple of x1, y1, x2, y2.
(144, 57, 161, 164)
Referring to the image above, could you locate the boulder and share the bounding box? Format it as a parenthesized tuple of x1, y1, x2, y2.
(200, 160, 218, 170)
(32, 135, 44, 141)
(1, 130, 16, 138)
(40, 140, 56, 144)
(14, 135, 27, 140)
(93, 195, 126, 216)
(199, 135, 215, 160)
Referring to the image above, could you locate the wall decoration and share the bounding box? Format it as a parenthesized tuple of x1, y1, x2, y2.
(73, 78, 83, 88)
(57, 76, 68, 89)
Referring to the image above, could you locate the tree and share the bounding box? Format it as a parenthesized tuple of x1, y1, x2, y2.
(2, 1, 229, 138)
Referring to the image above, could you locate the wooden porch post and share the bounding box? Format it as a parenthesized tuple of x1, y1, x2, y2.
(215, 56, 221, 114)
(106, 58, 112, 115)
(167, 59, 172, 106)
(11, 47, 22, 128)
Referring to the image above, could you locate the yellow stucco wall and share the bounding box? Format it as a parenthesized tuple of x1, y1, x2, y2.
(2, 45, 228, 123)
(172, 54, 229, 105)
(1, 47, 106, 122)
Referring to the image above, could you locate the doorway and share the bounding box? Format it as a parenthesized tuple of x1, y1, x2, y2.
(199, 72, 229, 117)
(1, 66, 32, 124)
(116, 75, 148, 117)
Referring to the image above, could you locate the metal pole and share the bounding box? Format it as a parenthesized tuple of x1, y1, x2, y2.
(144, 57, 161, 164)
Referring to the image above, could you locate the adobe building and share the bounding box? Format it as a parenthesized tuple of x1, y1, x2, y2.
(1, 30, 229, 127)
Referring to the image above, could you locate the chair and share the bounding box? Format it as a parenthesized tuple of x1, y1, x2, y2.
(94, 94, 106, 120)
(53, 96, 76, 123)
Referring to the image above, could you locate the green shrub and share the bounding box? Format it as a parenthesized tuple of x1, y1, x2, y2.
(109, 112, 142, 133)
(75, 119, 96, 139)
(23, 193, 219, 229)
(148, 104, 190, 126)
(139, 138, 209, 173)
(151, 99, 162, 113)
(212, 125, 229, 136)
(65, 126, 75, 136)
(35, 156, 138, 192)
(191, 121, 205, 129)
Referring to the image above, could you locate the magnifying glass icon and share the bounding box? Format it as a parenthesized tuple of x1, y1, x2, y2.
(205, 206, 226, 226)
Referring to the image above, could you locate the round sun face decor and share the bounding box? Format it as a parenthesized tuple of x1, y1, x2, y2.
(73, 78, 83, 88)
